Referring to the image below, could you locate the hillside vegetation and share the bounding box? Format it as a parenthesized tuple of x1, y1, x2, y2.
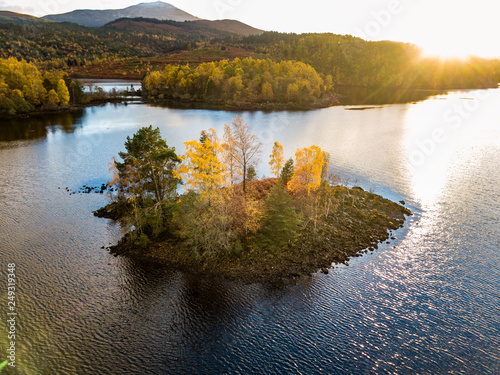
(0, 12, 498, 93)
(240, 32, 500, 89)
(0, 17, 236, 68)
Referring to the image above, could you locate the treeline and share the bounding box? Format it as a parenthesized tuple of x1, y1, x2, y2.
(143, 57, 334, 105)
(0, 18, 235, 70)
(239, 32, 500, 89)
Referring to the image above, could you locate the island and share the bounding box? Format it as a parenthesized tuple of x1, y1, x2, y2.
(95, 121, 411, 283)
(141, 57, 339, 110)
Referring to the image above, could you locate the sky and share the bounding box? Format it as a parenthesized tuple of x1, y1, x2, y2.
(1, 0, 500, 58)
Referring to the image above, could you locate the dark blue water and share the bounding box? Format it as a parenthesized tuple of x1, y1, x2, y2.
(0, 87, 499, 374)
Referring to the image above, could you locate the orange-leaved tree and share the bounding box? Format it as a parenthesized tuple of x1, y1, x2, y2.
(288, 145, 325, 194)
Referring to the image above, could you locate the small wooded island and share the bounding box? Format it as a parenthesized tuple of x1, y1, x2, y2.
(142, 57, 339, 110)
(95, 119, 411, 283)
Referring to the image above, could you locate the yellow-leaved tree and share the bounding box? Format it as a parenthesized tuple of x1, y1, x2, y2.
(288, 145, 325, 194)
(56, 79, 70, 105)
(222, 124, 238, 186)
(269, 141, 284, 177)
(176, 129, 226, 193)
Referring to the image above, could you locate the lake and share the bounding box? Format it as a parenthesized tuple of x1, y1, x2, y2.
(0, 86, 499, 374)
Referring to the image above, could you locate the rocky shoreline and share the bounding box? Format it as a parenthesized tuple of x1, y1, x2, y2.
(97, 186, 412, 284)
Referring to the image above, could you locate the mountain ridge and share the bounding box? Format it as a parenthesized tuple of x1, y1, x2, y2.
(105, 17, 263, 36)
(42, 1, 200, 27)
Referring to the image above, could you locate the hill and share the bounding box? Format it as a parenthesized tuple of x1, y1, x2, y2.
(42, 1, 199, 27)
(104, 17, 237, 38)
(0, 10, 47, 23)
(0, 16, 241, 66)
(193, 20, 263, 36)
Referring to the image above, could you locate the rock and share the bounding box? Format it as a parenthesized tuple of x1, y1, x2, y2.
(399, 200, 406, 205)
(321, 268, 329, 274)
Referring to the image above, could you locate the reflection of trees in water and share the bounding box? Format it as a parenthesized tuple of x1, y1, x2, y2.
(336, 85, 445, 105)
(0, 110, 85, 142)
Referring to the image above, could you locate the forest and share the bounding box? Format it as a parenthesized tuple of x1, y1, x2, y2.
(96, 121, 410, 281)
(142, 57, 335, 106)
(0, 57, 121, 116)
(0, 57, 74, 115)
(1, 16, 498, 91)
(239, 32, 500, 89)
(0, 17, 235, 70)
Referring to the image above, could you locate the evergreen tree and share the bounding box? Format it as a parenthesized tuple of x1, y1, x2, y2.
(259, 184, 302, 252)
(115, 126, 180, 203)
(246, 165, 257, 182)
(280, 158, 294, 185)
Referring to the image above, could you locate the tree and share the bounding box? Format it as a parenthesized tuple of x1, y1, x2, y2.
(177, 129, 226, 193)
(56, 79, 70, 105)
(246, 165, 257, 182)
(224, 117, 262, 193)
(261, 82, 274, 100)
(259, 184, 302, 252)
(45, 89, 60, 110)
(222, 124, 238, 186)
(114, 126, 180, 203)
(280, 158, 294, 185)
(288, 145, 325, 194)
(269, 141, 285, 177)
(287, 83, 299, 101)
(173, 189, 236, 257)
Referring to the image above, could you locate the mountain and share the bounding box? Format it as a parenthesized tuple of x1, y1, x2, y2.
(193, 20, 263, 36)
(105, 17, 263, 37)
(42, 1, 199, 27)
(103, 18, 238, 38)
(0, 10, 47, 23)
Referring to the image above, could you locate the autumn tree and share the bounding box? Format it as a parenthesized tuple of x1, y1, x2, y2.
(288, 145, 325, 194)
(269, 141, 285, 177)
(177, 129, 226, 193)
(56, 79, 70, 105)
(173, 189, 236, 257)
(222, 124, 238, 186)
(46, 89, 60, 110)
(224, 117, 262, 192)
(261, 82, 274, 100)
